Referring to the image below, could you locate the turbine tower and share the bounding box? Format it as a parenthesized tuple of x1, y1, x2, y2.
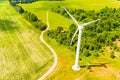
(64, 8, 101, 71)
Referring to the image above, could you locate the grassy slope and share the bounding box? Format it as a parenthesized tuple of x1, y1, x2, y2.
(20, 0, 120, 80)
(20, 3, 73, 30)
(0, 1, 53, 80)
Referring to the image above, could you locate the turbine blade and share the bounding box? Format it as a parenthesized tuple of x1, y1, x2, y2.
(81, 19, 101, 27)
(70, 28, 79, 46)
(64, 8, 79, 26)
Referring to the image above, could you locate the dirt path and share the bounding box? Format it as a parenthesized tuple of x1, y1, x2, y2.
(38, 11, 58, 80)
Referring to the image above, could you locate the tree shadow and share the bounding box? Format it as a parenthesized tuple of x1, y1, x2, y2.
(0, 19, 18, 31)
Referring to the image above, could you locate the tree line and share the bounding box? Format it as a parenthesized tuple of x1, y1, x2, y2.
(9, 0, 35, 4)
(9, 0, 63, 4)
(47, 6, 120, 57)
(9, 2, 47, 31)
(37, 0, 64, 1)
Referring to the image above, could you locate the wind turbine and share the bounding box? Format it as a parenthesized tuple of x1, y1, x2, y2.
(64, 8, 101, 71)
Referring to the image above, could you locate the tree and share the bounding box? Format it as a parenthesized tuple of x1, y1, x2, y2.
(110, 51, 115, 58)
(83, 50, 91, 57)
(55, 26, 63, 34)
(30, 14, 38, 22)
(69, 24, 77, 33)
(38, 23, 47, 31)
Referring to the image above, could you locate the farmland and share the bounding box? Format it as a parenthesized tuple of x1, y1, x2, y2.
(0, 1, 53, 80)
(1, 0, 120, 80)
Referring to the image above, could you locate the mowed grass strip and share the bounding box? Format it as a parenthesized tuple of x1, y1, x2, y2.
(0, 1, 53, 80)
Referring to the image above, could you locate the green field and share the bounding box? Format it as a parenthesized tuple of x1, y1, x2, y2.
(20, 0, 120, 80)
(1, 0, 120, 80)
(20, 0, 120, 30)
(0, 1, 53, 80)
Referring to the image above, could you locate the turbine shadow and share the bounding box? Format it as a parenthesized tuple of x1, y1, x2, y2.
(80, 62, 108, 68)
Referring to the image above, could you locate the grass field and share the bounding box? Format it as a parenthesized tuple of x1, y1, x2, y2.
(21, 0, 120, 10)
(20, 5, 73, 30)
(15, 0, 120, 80)
(0, 1, 54, 80)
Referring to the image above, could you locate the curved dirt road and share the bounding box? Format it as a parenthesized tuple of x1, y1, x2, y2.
(38, 11, 58, 80)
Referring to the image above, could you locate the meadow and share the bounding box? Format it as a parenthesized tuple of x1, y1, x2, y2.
(0, 1, 53, 80)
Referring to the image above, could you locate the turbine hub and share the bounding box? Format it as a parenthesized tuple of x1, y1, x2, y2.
(78, 26, 83, 30)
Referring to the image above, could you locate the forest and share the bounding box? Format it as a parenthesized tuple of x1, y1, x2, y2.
(47, 6, 120, 57)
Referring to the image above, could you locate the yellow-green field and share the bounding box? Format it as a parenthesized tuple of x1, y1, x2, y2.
(20, 0, 120, 80)
(66, 0, 120, 10)
(21, 0, 120, 11)
(0, 1, 53, 80)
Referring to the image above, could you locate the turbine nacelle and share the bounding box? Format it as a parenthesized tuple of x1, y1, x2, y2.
(78, 25, 83, 30)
